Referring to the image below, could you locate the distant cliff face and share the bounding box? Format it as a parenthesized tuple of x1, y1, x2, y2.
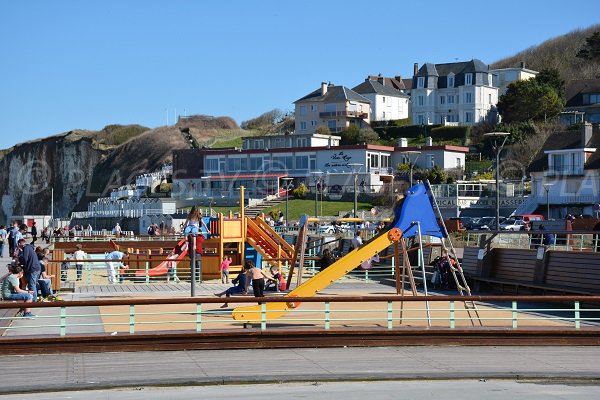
(0, 133, 107, 221)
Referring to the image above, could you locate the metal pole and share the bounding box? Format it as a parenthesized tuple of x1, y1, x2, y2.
(409, 165, 413, 187)
(314, 179, 318, 219)
(415, 221, 431, 326)
(285, 191, 289, 227)
(546, 187, 550, 219)
(495, 144, 500, 232)
(189, 234, 196, 297)
(353, 171, 358, 219)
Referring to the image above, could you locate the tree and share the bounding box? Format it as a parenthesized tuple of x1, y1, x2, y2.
(535, 68, 565, 99)
(315, 125, 331, 135)
(357, 127, 379, 144)
(576, 31, 600, 60)
(339, 125, 360, 145)
(497, 79, 564, 123)
(241, 109, 284, 130)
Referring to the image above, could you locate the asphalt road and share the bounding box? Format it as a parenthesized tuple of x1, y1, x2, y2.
(1, 346, 599, 394)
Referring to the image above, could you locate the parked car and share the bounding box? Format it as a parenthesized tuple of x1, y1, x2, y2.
(471, 216, 505, 230)
(499, 219, 527, 231)
(513, 214, 544, 223)
(318, 223, 350, 234)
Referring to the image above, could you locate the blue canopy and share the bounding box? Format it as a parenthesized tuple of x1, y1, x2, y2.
(390, 183, 446, 238)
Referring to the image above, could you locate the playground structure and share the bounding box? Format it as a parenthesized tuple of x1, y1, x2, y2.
(232, 182, 479, 324)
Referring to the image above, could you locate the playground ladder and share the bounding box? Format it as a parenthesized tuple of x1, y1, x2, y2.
(426, 180, 483, 326)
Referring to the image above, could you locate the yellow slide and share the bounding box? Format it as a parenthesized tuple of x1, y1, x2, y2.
(232, 228, 401, 322)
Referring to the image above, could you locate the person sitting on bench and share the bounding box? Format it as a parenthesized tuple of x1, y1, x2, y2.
(1, 264, 35, 318)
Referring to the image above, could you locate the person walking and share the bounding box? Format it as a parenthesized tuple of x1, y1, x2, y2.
(0, 225, 7, 258)
(220, 255, 231, 284)
(73, 244, 87, 281)
(243, 260, 273, 298)
(16, 238, 41, 302)
(106, 250, 129, 284)
(30, 221, 38, 245)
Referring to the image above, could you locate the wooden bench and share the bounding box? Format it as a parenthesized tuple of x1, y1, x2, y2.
(469, 248, 600, 296)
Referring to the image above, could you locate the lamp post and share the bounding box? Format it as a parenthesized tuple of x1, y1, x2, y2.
(401, 150, 421, 188)
(348, 163, 364, 227)
(281, 177, 294, 227)
(310, 171, 323, 220)
(543, 183, 553, 219)
(483, 132, 510, 231)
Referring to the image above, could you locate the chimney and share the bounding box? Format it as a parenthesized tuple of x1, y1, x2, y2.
(426, 137, 433, 146)
(378, 76, 384, 85)
(582, 122, 593, 147)
(413, 63, 419, 76)
(398, 138, 408, 148)
(520, 61, 525, 68)
(321, 82, 328, 95)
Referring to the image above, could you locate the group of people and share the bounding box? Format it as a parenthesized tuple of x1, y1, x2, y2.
(214, 262, 284, 308)
(0, 224, 64, 319)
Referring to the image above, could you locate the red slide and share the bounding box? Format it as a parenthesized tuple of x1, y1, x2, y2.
(134, 239, 188, 277)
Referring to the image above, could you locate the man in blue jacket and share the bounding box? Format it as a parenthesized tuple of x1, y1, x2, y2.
(17, 238, 42, 302)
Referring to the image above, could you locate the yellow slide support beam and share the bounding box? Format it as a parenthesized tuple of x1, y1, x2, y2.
(232, 228, 402, 322)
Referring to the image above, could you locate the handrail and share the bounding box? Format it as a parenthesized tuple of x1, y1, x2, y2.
(2, 295, 599, 309)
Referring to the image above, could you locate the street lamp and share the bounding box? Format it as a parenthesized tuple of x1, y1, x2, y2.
(543, 183, 554, 219)
(281, 177, 294, 227)
(401, 150, 421, 188)
(348, 163, 364, 224)
(483, 132, 510, 231)
(310, 171, 323, 220)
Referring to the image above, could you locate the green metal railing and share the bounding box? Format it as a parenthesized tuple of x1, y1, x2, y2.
(1, 295, 599, 338)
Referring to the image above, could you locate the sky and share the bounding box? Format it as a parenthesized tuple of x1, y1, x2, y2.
(0, 0, 598, 149)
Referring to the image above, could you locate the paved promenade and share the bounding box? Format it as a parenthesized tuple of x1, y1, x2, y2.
(0, 346, 599, 394)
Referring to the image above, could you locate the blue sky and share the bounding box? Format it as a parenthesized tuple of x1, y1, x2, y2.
(0, 0, 598, 149)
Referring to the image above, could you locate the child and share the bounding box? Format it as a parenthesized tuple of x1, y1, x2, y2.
(220, 256, 232, 284)
(243, 261, 273, 298)
(1, 264, 35, 318)
(182, 206, 210, 235)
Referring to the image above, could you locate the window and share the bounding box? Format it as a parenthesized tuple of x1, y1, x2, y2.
(295, 155, 309, 170)
(309, 155, 316, 170)
(327, 120, 336, 130)
(205, 158, 219, 172)
(310, 105, 317, 112)
(448, 95, 454, 104)
(382, 111, 386, 119)
(381, 154, 390, 169)
(417, 77, 425, 88)
(370, 153, 379, 168)
(489, 93, 492, 104)
(325, 103, 336, 112)
(488, 73, 492, 85)
(589, 94, 600, 104)
(272, 156, 293, 171)
(382, 96, 386, 103)
(299, 105, 307, 115)
(227, 158, 247, 172)
(465, 112, 473, 123)
(418, 96, 424, 106)
(297, 138, 308, 147)
(550, 152, 582, 175)
(417, 114, 425, 124)
(310, 120, 317, 126)
(428, 154, 435, 168)
(448, 75, 454, 88)
(456, 158, 462, 168)
(249, 157, 263, 171)
(300, 121, 307, 131)
(440, 96, 445, 105)
(465, 92, 472, 103)
(465, 73, 473, 85)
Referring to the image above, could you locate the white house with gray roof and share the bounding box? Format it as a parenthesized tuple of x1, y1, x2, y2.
(411, 59, 498, 126)
(353, 78, 410, 122)
(294, 82, 371, 134)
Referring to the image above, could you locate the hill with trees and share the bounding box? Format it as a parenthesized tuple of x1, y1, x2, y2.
(492, 24, 600, 80)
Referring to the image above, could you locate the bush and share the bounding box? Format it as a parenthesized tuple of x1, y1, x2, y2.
(315, 125, 331, 135)
(293, 183, 308, 199)
(430, 126, 470, 143)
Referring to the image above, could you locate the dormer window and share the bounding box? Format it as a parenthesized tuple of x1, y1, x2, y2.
(465, 73, 473, 85)
(417, 77, 425, 88)
(448, 75, 454, 88)
(588, 93, 600, 104)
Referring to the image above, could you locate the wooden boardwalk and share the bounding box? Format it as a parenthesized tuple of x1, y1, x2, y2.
(76, 282, 231, 294)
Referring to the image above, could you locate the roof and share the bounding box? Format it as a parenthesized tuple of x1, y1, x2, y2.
(294, 85, 370, 104)
(352, 80, 409, 98)
(416, 59, 489, 77)
(565, 79, 600, 107)
(394, 145, 470, 153)
(528, 125, 600, 172)
(203, 174, 286, 180)
(367, 75, 406, 90)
